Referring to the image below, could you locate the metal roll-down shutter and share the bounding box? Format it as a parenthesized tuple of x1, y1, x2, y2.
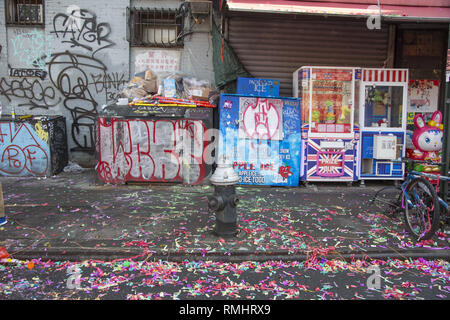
(227, 13, 390, 97)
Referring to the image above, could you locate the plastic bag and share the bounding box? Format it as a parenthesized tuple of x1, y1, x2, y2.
(122, 69, 215, 103)
(183, 77, 212, 101)
(120, 80, 148, 100)
(155, 71, 186, 98)
(119, 72, 158, 100)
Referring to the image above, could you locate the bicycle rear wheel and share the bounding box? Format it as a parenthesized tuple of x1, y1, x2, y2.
(403, 177, 440, 241)
(371, 186, 402, 216)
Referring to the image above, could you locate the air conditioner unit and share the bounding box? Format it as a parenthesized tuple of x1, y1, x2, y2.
(17, 4, 43, 24)
(189, 1, 211, 15)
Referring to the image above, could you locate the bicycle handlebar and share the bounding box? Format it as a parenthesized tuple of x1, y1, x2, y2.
(395, 158, 450, 181)
(410, 171, 443, 179)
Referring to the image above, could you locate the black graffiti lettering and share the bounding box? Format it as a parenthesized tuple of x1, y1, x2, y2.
(52, 9, 115, 56)
(9, 68, 48, 80)
(91, 72, 128, 103)
(0, 7, 121, 155)
(0, 77, 61, 109)
(91, 72, 127, 93)
(48, 51, 108, 154)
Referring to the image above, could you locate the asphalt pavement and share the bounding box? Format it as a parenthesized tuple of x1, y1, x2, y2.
(2, 258, 449, 300)
(0, 169, 449, 262)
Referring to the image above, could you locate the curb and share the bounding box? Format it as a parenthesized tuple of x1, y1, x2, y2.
(5, 246, 450, 263)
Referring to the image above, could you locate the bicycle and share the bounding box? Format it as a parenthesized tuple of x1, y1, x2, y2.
(371, 158, 449, 242)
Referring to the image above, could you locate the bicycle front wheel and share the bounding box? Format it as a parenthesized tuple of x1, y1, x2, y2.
(403, 177, 440, 241)
(371, 186, 402, 216)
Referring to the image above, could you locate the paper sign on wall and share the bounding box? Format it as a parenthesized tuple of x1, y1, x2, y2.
(408, 80, 439, 113)
(134, 49, 181, 74)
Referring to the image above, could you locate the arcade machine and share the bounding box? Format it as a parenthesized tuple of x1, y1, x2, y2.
(293, 66, 360, 183)
(358, 68, 409, 184)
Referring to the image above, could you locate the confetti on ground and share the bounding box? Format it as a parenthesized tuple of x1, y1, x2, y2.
(0, 257, 448, 300)
(0, 173, 448, 300)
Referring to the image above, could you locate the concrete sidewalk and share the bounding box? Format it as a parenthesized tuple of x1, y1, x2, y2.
(0, 170, 448, 262)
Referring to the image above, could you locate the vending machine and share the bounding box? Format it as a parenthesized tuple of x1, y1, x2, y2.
(293, 66, 360, 182)
(218, 78, 302, 186)
(358, 68, 409, 182)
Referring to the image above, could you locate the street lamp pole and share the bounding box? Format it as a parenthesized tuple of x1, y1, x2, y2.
(440, 24, 450, 200)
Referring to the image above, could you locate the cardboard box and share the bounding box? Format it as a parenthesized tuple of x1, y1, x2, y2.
(141, 79, 157, 93)
(191, 87, 211, 101)
(145, 70, 157, 80)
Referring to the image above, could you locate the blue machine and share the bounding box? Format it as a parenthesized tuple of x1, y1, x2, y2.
(218, 93, 301, 186)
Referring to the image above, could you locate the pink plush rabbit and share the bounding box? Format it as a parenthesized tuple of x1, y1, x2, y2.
(411, 111, 443, 170)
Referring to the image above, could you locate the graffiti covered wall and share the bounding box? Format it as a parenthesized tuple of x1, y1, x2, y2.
(0, 0, 215, 171)
(0, 0, 130, 167)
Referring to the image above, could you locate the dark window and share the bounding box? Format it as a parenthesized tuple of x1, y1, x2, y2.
(5, 0, 44, 25)
(127, 7, 184, 48)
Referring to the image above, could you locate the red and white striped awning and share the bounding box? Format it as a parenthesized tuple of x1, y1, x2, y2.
(362, 68, 409, 83)
(226, 1, 450, 22)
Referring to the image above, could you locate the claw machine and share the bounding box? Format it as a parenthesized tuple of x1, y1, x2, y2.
(293, 66, 360, 182)
(358, 68, 408, 182)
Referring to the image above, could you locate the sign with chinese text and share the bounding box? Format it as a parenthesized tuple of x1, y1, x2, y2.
(134, 49, 181, 74)
(408, 80, 439, 113)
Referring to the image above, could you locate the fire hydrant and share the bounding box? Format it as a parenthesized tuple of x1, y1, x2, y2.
(208, 157, 240, 237)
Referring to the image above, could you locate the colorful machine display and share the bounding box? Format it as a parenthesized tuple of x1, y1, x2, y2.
(407, 110, 443, 173)
(218, 91, 301, 186)
(358, 68, 409, 182)
(293, 67, 360, 182)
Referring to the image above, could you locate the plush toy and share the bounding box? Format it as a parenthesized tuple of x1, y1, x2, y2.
(312, 109, 320, 123)
(411, 110, 443, 172)
(325, 100, 335, 123)
(337, 105, 351, 124)
(377, 118, 388, 127)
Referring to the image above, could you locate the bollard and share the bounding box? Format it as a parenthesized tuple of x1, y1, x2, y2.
(0, 181, 7, 260)
(0, 183, 5, 226)
(208, 157, 239, 237)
